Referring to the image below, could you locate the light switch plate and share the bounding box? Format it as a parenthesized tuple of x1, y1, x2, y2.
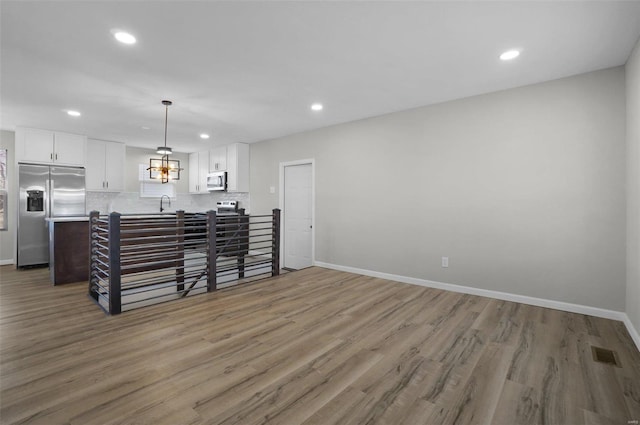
(442, 257, 449, 268)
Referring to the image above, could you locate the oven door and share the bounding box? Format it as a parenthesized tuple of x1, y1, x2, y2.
(207, 172, 227, 191)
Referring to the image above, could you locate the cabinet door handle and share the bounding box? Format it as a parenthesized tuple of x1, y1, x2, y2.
(102, 181, 105, 188)
(55, 153, 58, 160)
(106, 181, 108, 188)
(50, 153, 53, 160)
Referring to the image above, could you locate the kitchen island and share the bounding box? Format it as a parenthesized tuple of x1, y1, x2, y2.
(47, 217, 89, 285)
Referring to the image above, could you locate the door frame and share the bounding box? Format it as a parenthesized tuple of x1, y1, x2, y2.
(279, 159, 315, 270)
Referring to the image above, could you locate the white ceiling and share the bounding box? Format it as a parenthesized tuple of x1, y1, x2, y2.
(2, 1, 640, 153)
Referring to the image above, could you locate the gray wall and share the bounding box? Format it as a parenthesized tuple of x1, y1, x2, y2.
(251, 67, 627, 312)
(0, 130, 15, 263)
(627, 38, 640, 332)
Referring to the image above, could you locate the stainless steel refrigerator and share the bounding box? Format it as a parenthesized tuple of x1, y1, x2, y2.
(17, 164, 86, 267)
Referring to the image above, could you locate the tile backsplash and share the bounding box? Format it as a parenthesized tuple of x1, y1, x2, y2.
(87, 191, 250, 215)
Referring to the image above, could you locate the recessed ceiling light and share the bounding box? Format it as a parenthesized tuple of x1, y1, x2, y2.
(114, 31, 136, 45)
(66, 110, 81, 117)
(500, 50, 520, 61)
(311, 103, 323, 111)
(200, 133, 210, 139)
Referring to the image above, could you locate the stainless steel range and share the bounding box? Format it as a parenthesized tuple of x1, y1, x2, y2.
(216, 200, 239, 216)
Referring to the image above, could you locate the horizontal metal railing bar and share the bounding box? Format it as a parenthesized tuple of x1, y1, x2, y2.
(118, 227, 181, 235)
(91, 258, 110, 269)
(117, 223, 206, 229)
(214, 222, 249, 228)
(93, 291, 109, 303)
(91, 252, 110, 262)
(216, 266, 270, 277)
(91, 266, 109, 276)
(216, 268, 271, 279)
(123, 265, 207, 278)
(245, 241, 274, 249)
(122, 267, 207, 288)
(120, 257, 187, 270)
(93, 234, 109, 241)
(215, 253, 272, 263)
(123, 265, 207, 279)
(92, 242, 110, 250)
(214, 249, 249, 257)
(121, 270, 208, 287)
(119, 264, 208, 279)
(218, 257, 273, 269)
(214, 245, 272, 255)
(122, 285, 209, 305)
(118, 213, 178, 217)
(91, 226, 110, 233)
(118, 221, 181, 227)
(121, 274, 206, 290)
(236, 237, 273, 245)
(120, 248, 206, 264)
(216, 259, 273, 275)
(91, 279, 110, 292)
(90, 281, 108, 292)
(117, 238, 193, 248)
(115, 235, 181, 243)
(92, 281, 109, 293)
(120, 250, 191, 262)
(89, 270, 109, 281)
(245, 226, 274, 232)
(119, 240, 208, 251)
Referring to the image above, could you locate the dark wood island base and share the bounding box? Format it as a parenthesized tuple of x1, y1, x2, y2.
(48, 219, 89, 285)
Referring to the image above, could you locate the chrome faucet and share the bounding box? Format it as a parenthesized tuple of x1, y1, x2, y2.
(160, 195, 171, 212)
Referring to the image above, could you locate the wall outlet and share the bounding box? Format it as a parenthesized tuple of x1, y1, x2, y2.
(441, 257, 449, 268)
(269, 186, 276, 194)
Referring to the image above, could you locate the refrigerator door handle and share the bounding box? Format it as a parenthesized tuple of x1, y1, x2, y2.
(44, 178, 50, 222)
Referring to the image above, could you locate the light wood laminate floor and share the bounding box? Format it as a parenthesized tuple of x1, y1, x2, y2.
(1, 265, 639, 425)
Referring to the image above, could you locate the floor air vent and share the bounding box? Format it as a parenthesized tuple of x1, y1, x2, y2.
(591, 346, 621, 367)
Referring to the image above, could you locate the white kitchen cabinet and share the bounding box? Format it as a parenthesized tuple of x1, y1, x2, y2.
(209, 146, 227, 171)
(15, 127, 86, 166)
(86, 139, 125, 192)
(189, 151, 209, 193)
(54, 132, 86, 165)
(226, 143, 250, 192)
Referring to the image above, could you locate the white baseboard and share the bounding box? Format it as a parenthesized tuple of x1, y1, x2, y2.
(622, 315, 640, 352)
(314, 261, 640, 351)
(0, 259, 14, 266)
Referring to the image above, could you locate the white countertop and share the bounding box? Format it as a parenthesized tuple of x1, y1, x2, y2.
(45, 216, 90, 222)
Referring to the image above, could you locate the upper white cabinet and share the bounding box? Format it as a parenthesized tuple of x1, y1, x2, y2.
(189, 151, 209, 193)
(209, 146, 227, 171)
(54, 132, 86, 165)
(86, 139, 125, 192)
(226, 143, 250, 192)
(15, 127, 86, 166)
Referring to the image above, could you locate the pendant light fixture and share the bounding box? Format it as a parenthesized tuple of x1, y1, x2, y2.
(147, 100, 183, 183)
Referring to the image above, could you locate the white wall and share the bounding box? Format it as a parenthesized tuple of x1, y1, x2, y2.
(251, 67, 627, 312)
(0, 130, 15, 264)
(626, 38, 640, 333)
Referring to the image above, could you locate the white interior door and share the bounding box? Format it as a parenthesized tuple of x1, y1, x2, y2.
(283, 163, 313, 270)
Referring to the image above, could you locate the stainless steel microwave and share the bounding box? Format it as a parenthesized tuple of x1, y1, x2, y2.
(207, 171, 227, 191)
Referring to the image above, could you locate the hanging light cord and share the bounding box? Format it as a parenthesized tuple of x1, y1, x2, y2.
(164, 103, 169, 150)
